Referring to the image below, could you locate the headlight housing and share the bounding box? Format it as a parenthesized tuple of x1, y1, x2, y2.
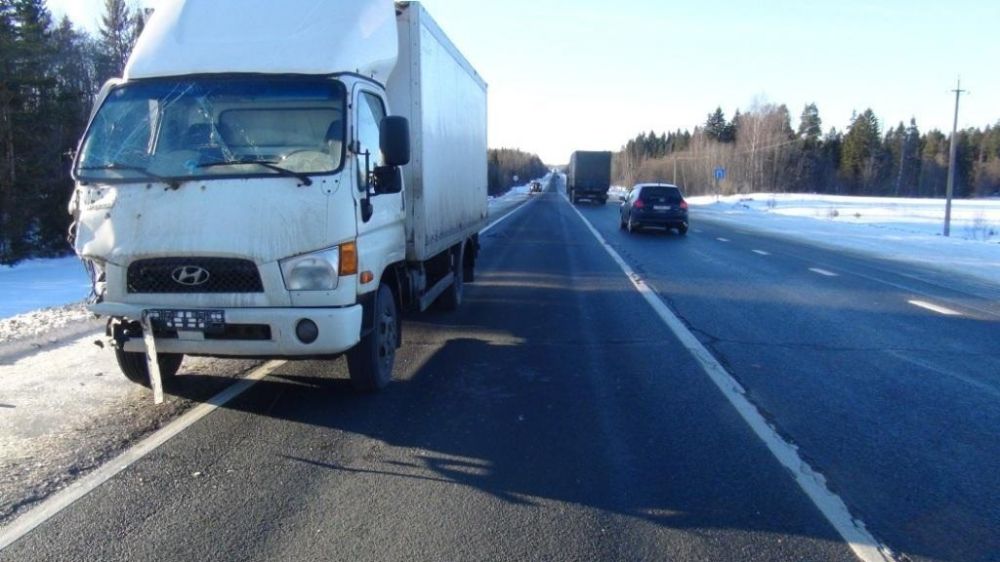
(280, 248, 341, 291)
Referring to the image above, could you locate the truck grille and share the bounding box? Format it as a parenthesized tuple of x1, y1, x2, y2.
(127, 258, 264, 294)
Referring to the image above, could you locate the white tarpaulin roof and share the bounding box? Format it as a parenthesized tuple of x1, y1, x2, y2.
(125, 0, 399, 83)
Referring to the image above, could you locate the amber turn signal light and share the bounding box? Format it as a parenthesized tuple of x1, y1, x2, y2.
(339, 242, 358, 276)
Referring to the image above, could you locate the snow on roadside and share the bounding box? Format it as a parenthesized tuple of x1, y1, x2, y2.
(690, 193, 1000, 285)
(0, 256, 91, 320)
(487, 177, 546, 215)
(0, 303, 93, 345)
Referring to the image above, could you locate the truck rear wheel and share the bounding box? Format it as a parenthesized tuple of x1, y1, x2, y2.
(114, 348, 183, 388)
(347, 283, 398, 392)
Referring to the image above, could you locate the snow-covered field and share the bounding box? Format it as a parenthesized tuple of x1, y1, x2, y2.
(0, 257, 90, 320)
(689, 193, 1000, 285)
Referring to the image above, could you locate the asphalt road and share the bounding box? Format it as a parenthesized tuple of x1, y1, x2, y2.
(578, 195, 1000, 562)
(2, 186, 997, 561)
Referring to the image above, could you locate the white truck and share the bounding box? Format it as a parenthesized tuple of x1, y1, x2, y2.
(69, 0, 488, 396)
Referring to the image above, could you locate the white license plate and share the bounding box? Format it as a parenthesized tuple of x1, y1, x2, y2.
(653, 205, 670, 211)
(148, 309, 225, 331)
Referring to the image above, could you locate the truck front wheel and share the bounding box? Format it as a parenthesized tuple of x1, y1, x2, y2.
(114, 348, 183, 388)
(347, 283, 398, 392)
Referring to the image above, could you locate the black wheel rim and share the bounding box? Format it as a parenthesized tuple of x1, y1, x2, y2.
(377, 296, 397, 375)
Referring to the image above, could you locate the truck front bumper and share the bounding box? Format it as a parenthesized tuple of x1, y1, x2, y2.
(92, 303, 363, 358)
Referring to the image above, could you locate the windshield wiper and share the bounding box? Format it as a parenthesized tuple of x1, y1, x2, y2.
(79, 163, 167, 180)
(197, 160, 313, 186)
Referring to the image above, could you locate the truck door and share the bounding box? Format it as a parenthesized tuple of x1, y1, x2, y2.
(352, 85, 406, 288)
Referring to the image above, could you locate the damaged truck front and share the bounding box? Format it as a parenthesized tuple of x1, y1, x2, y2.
(69, 0, 488, 399)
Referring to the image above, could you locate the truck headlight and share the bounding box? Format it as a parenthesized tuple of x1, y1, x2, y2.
(280, 248, 340, 291)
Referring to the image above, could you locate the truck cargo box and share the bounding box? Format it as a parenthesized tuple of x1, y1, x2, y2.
(388, 2, 489, 262)
(567, 151, 612, 194)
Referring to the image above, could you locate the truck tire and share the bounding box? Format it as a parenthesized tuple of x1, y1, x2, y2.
(114, 348, 183, 388)
(347, 283, 398, 392)
(436, 245, 464, 311)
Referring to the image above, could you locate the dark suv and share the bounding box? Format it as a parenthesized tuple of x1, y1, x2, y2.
(619, 183, 689, 235)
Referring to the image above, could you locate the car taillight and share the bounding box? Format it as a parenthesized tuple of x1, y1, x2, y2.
(634, 199, 645, 209)
(679, 200, 688, 210)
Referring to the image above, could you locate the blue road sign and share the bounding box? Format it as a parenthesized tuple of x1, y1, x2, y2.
(714, 167, 726, 181)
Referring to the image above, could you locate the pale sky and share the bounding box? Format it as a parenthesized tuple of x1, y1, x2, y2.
(47, 0, 1000, 164)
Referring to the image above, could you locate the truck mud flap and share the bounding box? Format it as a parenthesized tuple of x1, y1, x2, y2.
(358, 291, 377, 339)
(140, 312, 165, 405)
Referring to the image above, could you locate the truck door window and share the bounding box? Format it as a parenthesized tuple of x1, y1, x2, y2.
(356, 92, 387, 188)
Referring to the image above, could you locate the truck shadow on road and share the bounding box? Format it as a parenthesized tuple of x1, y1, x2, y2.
(163, 283, 861, 559)
(158, 195, 998, 561)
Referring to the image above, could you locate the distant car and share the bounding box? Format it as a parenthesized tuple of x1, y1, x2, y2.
(619, 183, 689, 235)
(530, 181, 542, 193)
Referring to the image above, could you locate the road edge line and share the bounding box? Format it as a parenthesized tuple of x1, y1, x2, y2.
(0, 360, 284, 551)
(564, 197, 895, 562)
(482, 195, 537, 235)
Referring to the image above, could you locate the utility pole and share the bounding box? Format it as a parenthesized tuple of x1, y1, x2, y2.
(944, 78, 966, 237)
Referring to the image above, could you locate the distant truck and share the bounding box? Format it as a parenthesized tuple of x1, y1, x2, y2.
(69, 0, 487, 397)
(566, 151, 612, 204)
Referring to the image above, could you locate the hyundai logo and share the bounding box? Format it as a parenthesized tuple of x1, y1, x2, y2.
(171, 266, 211, 287)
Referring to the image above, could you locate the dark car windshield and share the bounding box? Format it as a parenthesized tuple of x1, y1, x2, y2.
(76, 77, 346, 182)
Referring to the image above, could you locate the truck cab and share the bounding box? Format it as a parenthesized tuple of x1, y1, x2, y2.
(69, 0, 487, 396)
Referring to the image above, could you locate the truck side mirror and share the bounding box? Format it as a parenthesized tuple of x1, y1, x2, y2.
(373, 165, 403, 195)
(380, 116, 410, 167)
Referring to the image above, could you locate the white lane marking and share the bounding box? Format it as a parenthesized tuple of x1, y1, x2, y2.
(716, 237, 731, 243)
(810, 268, 838, 277)
(0, 361, 284, 551)
(753, 250, 771, 256)
(0, 195, 537, 551)
(565, 196, 894, 562)
(481, 197, 536, 235)
(909, 300, 962, 316)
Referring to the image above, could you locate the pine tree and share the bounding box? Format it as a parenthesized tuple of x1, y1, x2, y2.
(705, 107, 733, 143)
(133, 7, 151, 41)
(0, 0, 16, 261)
(798, 103, 822, 144)
(903, 118, 921, 195)
(918, 130, 948, 197)
(1, 0, 57, 262)
(840, 109, 882, 194)
(98, 0, 132, 79)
